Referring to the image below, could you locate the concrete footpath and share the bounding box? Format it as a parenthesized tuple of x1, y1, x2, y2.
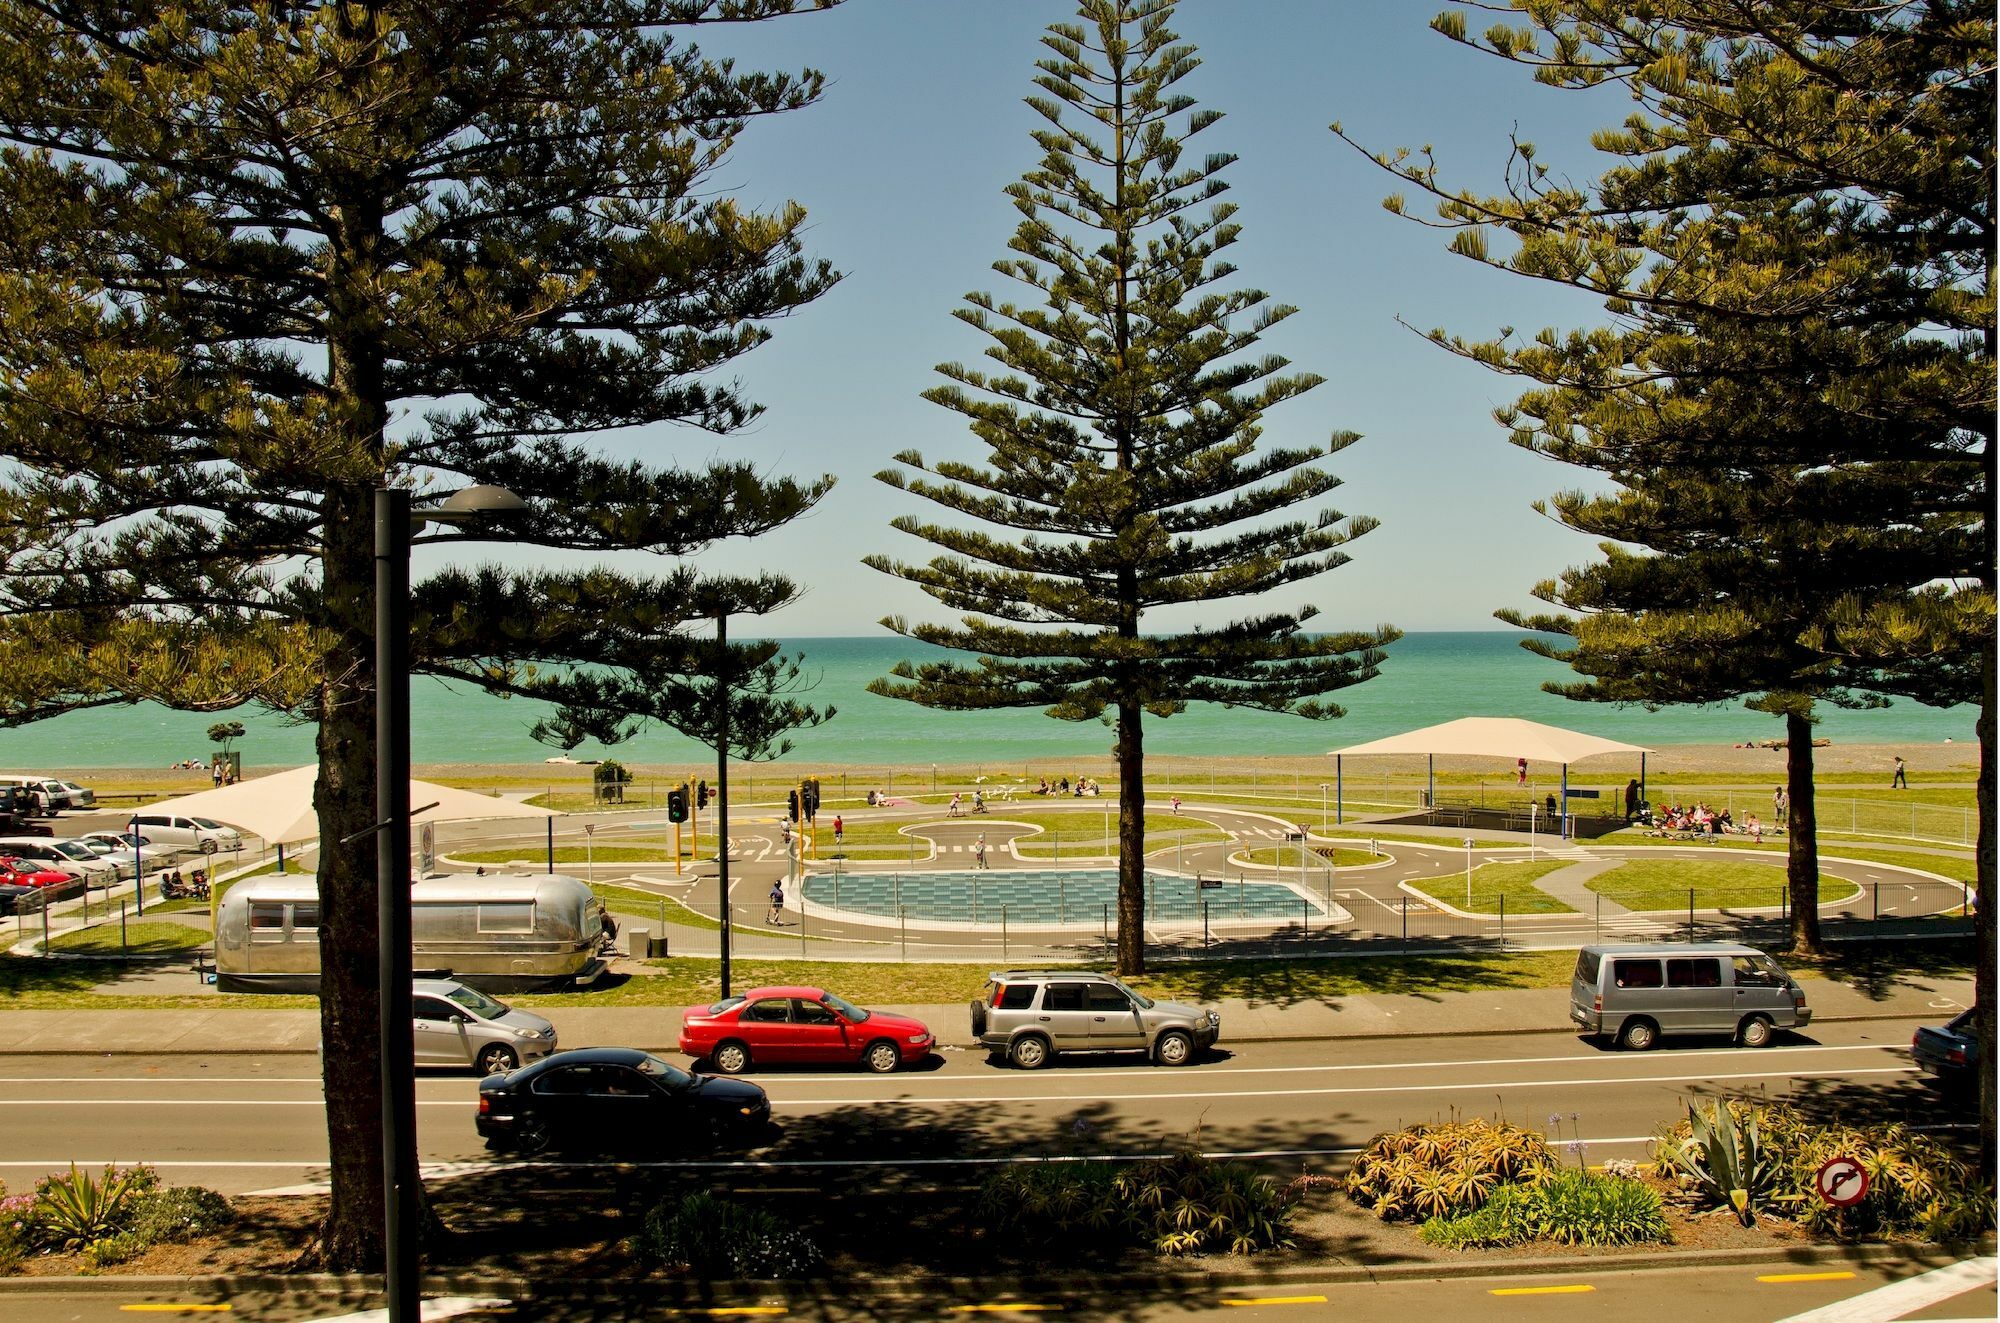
(0, 973, 1972, 1056)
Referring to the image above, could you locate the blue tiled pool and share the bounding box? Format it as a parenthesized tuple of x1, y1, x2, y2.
(798, 868, 1325, 925)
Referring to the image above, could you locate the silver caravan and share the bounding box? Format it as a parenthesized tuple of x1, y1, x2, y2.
(215, 874, 608, 993)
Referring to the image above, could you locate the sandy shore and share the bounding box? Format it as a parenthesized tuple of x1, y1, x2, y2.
(49, 739, 1980, 790)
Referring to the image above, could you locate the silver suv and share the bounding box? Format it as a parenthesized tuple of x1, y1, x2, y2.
(970, 970, 1219, 1069)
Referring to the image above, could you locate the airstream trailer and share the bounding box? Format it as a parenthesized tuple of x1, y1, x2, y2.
(215, 873, 608, 994)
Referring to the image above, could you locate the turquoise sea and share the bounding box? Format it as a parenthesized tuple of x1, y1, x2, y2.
(7, 633, 1976, 770)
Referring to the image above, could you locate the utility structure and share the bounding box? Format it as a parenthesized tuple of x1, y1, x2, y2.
(667, 781, 691, 872)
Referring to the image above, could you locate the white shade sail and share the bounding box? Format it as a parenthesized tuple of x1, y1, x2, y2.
(133, 765, 559, 845)
(1329, 716, 1652, 764)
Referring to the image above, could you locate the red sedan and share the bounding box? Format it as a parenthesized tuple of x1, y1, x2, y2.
(0, 857, 71, 888)
(679, 985, 935, 1075)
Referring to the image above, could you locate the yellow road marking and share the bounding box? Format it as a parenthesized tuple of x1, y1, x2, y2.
(1758, 1271, 1857, 1284)
(674, 1311, 788, 1318)
(118, 1308, 233, 1315)
(1220, 1298, 1330, 1307)
(948, 1308, 1062, 1315)
(1490, 1284, 1597, 1296)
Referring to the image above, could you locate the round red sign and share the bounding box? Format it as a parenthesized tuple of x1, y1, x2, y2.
(1814, 1156, 1869, 1207)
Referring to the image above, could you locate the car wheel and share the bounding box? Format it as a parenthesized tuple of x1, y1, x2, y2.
(1738, 1015, 1774, 1049)
(863, 1040, 901, 1074)
(475, 1044, 518, 1076)
(711, 1040, 751, 1074)
(199, 838, 219, 854)
(515, 1115, 551, 1156)
(1008, 1035, 1051, 1070)
(1154, 1029, 1195, 1067)
(1619, 1017, 1659, 1052)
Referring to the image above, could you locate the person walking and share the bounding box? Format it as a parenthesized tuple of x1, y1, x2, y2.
(973, 834, 988, 869)
(766, 881, 785, 926)
(1623, 778, 1640, 823)
(1516, 757, 1528, 786)
(1892, 755, 1908, 789)
(832, 814, 843, 845)
(1773, 786, 1788, 825)
(948, 792, 963, 818)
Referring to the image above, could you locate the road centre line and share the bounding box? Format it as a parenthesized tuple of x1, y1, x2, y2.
(0, 1066, 1917, 1109)
(1220, 1296, 1328, 1307)
(1491, 1285, 1595, 1296)
(0, 1042, 1913, 1089)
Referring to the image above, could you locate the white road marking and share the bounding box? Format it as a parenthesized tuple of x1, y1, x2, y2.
(1771, 1256, 1995, 1323)
(294, 1296, 511, 1323)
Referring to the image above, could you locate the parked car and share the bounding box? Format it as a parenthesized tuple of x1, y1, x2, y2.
(0, 882, 39, 916)
(0, 776, 72, 816)
(970, 970, 1220, 1069)
(0, 857, 82, 910)
(680, 986, 935, 1075)
(416, 979, 558, 1074)
(1569, 942, 1811, 1050)
(53, 781, 96, 810)
(476, 1047, 772, 1155)
(1912, 1009, 1979, 1095)
(0, 838, 119, 885)
(78, 831, 178, 871)
(127, 813, 242, 854)
(0, 857, 75, 889)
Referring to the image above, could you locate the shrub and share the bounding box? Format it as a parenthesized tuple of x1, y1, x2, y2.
(132, 1187, 236, 1245)
(81, 1230, 148, 1268)
(1654, 1101, 1786, 1226)
(1419, 1171, 1669, 1250)
(979, 1149, 1295, 1257)
(638, 1191, 821, 1279)
(1345, 1119, 1555, 1223)
(25, 1164, 157, 1252)
(1652, 1102, 1995, 1241)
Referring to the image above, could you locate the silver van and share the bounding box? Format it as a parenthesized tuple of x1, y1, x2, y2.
(1570, 942, 1810, 1051)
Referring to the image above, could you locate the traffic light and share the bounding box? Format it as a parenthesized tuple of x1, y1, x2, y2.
(802, 777, 819, 821)
(696, 780, 710, 811)
(787, 788, 800, 822)
(667, 785, 689, 824)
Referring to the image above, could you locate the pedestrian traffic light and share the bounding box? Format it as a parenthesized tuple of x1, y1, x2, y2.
(696, 780, 710, 811)
(787, 788, 800, 822)
(802, 776, 819, 821)
(667, 785, 689, 824)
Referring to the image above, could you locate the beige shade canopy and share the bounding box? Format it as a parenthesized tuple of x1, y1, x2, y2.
(134, 764, 559, 845)
(1329, 716, 1652, 763)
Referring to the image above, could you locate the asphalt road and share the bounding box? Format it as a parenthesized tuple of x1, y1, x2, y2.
(0, 1016, 1959, 1197)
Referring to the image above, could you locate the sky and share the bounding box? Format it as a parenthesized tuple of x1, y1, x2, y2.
(498, 0, 1638, 638)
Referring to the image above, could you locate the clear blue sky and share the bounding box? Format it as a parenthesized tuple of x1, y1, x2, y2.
(510, 1, 1635, 637)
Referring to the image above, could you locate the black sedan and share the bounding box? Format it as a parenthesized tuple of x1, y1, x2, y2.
(1911, 1009, 1979, 1096)
(476, 1046, 772, 1155)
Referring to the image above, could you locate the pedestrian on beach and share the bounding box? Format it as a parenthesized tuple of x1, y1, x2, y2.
(1773, 786, 1788, 824)
(973, 834, 988, 869)
(1892, 755, 1908, 789)
(766, 881, 785, 926)
(211, 762, 224, 787)
(1516, 757, 1528, 786)
(832, 814, 843, 845)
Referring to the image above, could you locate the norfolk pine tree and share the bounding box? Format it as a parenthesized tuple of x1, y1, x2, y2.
(867, 0, 1394, 977)
(1340, 0, 1992, 1167)
(0, 1, 842, 1267)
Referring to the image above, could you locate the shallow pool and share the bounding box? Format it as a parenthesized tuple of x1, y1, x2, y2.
(798, 868, 1326, 926)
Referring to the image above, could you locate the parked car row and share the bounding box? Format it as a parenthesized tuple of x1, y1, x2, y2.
(0, 775, 97, 818)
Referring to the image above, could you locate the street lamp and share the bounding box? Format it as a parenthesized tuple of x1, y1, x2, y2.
(374, 482, 523, 1323)
(1319, 782, 1329, 833)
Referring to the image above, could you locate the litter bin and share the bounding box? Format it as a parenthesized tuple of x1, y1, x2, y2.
(628, 929, 666, 959)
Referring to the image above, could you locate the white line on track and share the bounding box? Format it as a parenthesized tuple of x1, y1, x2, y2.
(0, 1040, 1913, 1088)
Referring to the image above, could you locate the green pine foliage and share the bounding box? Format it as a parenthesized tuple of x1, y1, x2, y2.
(0, 1, 843, 1268)
(867, 0, 1395, 974)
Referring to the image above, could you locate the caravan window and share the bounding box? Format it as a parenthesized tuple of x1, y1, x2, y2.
(477, 903, 534, 934)
(249, 903, 287, 941)
(291, 903, 320, 934)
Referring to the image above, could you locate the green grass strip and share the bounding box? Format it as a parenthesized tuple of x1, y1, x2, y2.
(1586, 859, 1860, 912)
(46, 920, 211, 956)
(1406, 860, 1575, 914)
(1238, 847, 1384, 868)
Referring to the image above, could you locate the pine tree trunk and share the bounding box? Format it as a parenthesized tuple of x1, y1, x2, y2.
(1784, 710, 1823, 955)
(1114, 701, 1146, 977)
(304, 499, 387, 1270)
(1975, 634, 1995, 1178)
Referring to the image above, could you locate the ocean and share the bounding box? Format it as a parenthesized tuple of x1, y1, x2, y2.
(7, 632, 1975, 770)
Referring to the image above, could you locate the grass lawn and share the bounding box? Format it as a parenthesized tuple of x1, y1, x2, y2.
(1004, 811, 1227, 858)
(1586, 859, 1861, 912)
(454, 845, 675, 866)
(1239, 847, 1384, 868)
(1405, 860, 1575, 915)
(46, 920, 211, 957)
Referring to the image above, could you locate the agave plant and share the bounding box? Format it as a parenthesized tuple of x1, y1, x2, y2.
(28, 1164, 157, 1252)
(1657, 1101, 1782, 1227)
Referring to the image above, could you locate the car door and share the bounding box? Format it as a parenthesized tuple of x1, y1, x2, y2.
(790, 998, 851, 1064)
(1607, 957, 1665, 1032)
(737, 996, 797, 1063)
(1035, 982, 1097, 1052)
(587, 1063, 668, 1143)
(412, 994, 470, 1066)
(1664, 956, 1729, 1034)
(1730, 955, 1792, 1025)
(1085, 983, 1148, 1049)
(525, 1063, 596, 1139)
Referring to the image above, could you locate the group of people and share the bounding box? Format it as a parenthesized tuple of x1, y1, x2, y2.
(1642, 801, 1773, 842)
(1032, 775, 1100, 797)
(946, 790, 990, 817)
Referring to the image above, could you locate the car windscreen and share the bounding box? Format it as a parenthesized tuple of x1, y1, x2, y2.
(48, 843, 92, 860)
(445, 985, 508, 1019)
(820, 992, 869, 1023)
(709, 996, 747, 1015)
(192, 818, 228, 830)
(637, 1054, 693, 1089)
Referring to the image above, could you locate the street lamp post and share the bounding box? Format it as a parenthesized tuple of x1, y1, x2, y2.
(374, 483, 523, 1323)
(1319, 782, 1328, 833)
